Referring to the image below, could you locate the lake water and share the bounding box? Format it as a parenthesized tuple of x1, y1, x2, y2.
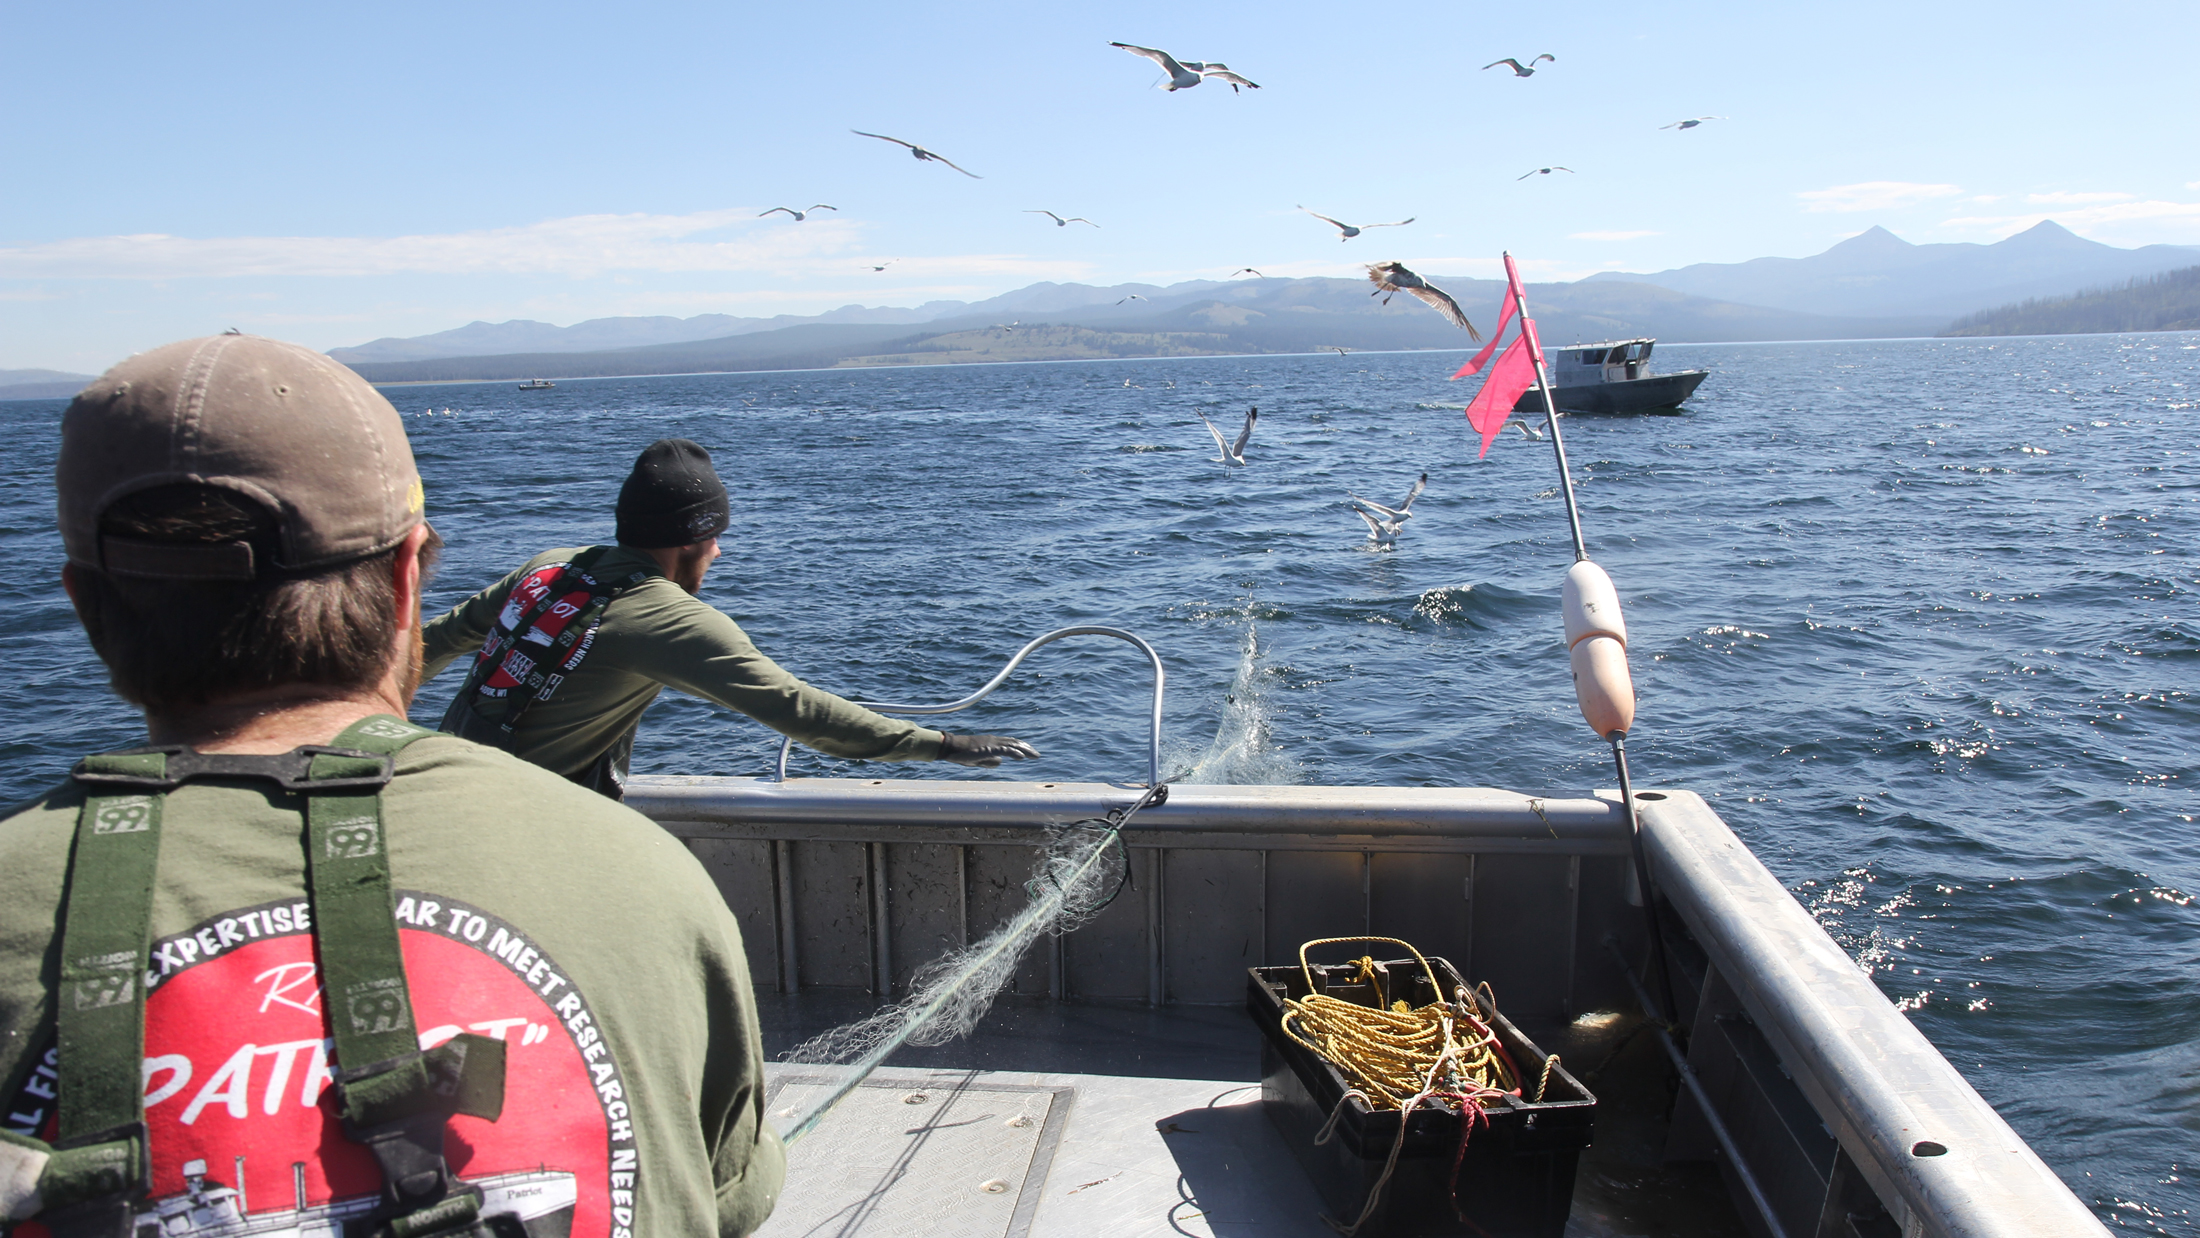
(4, 333, 2195, 1230)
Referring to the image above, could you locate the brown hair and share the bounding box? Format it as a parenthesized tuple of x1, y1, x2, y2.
(70, 484, 437, 712)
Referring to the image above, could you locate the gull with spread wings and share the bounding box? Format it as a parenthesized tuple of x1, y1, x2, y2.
(1027, 210, 1099, 228)
(759, 204, 836, 221)
(851, 130, 981, 178)
(1661, 116, 1726, 130)
(1350, 473, 1428, 545)
(1484, 54, 1555, 76)
(1365, 263, 1479, 336)
(1299, 206, 1414, 241)
(1109, 43, 1261, 92)
(1197, 407, 1258, 466)
(1519, 166, 1575, 180)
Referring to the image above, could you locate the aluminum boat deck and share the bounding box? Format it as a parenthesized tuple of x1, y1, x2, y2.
(629, 776, 2105, 1238)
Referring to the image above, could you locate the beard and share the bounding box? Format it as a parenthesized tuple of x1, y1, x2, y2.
(671, 548, 712, 595)
(395, 618, 426, 706)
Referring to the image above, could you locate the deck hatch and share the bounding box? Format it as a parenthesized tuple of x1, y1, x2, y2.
(757, 1073, 1073, 1238)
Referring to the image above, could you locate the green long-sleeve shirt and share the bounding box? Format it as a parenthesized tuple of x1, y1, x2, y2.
(422, 546, 941, 782)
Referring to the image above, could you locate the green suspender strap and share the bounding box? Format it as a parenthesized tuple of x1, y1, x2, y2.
(28, 751, 167, 1238)
(26, 717, 506, 1238)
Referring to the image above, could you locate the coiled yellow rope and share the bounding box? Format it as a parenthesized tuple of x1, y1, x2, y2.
(1276, 938, 1530, 1237)
(1278, 937, 1520, 1109)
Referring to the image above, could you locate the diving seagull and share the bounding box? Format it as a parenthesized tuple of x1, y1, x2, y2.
(1197, 407, 1258, 466)
(1660, 116, 1726, 130)
(1109, 43, 1261, 92)
(1484, 55, 1555, 76)
(851, 130, 981, 178)
(1366, 262, 1479, 336)
(1518, 166, 1575, 180)
(1117, 294, 1147, 305)
(759, 204, 837, 221)
(1350, 473, 1428, 545)
(1299, 207, 1414, 241)
(1027, 210, 1099, 227)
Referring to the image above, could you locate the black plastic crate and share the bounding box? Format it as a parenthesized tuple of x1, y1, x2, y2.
(1248, 953, 1595, 1237)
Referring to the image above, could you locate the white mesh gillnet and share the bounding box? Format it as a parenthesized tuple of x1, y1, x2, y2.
(775, 815, 1135, 1144)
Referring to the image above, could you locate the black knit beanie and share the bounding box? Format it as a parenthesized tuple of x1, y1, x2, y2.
(616, 439, 731, 548)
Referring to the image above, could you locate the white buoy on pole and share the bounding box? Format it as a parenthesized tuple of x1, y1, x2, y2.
(1562, 560, 1635, 740)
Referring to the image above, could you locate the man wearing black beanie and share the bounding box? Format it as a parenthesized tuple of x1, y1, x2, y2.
(423, 438, 1037, 797)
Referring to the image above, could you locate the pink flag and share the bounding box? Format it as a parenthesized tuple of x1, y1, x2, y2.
(1463, 331, 1538, 458)
(1449, 285, 1518, 379)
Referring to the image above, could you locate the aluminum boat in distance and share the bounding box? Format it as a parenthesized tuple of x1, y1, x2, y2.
(625, 770, 2103, 1237)
(1514, 339, 1706, 415)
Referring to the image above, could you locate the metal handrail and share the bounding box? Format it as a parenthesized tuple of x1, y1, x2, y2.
(772, 625, 1167, 787)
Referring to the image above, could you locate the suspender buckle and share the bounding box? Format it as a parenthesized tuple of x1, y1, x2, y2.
(71, 746, 395, 793)
(33, 1121, 148, 1238)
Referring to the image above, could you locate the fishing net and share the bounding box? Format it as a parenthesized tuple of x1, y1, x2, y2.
(774, 796, 1151, 1145)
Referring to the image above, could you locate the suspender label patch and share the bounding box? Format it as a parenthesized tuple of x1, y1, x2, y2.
(70, 974, 134, 1011)
(91, 796, 154, 834)
(343, 979, 410, 1037)
(322, 818, 380, 860)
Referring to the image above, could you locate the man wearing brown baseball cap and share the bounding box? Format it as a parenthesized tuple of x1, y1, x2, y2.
(423, 437, 1039, 798)
(0, 335, 783, 1237)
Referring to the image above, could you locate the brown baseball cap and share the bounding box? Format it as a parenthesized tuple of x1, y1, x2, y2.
(56, 334, 424, 580)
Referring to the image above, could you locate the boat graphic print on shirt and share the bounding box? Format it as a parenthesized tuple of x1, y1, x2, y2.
(5, 894, 639, 1238)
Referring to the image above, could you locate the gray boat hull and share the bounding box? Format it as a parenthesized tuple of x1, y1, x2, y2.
(1515, 369, 1708, 414)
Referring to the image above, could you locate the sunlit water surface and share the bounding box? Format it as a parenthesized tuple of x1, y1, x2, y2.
(4, 334, 2194, 1230)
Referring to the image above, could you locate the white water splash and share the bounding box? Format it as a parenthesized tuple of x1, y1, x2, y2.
(1168, 621, 1298, 785)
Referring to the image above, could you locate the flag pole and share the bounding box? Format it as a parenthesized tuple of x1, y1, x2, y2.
(1503, 253, 1681, 1037)
(1503, 252, 1589, 564)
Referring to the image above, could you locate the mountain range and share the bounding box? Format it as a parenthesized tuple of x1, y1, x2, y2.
(327, 221, 2199, 383)
(0, 369, 97, 401)
(1584, 221, 2200, 318)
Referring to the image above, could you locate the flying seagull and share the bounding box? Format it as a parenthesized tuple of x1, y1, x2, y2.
(1484, 55, 1555, 76)
(1299, 206, 1414, 241)
(1661, 116, 1726, 130)
(1028, 210, 1099, 227)
(1229, 267, 1264, 278)
(1109, 43, 1260, 92)
(1350, 473, 1428, 545)
(1198, 406, 1258, 466)
(1518, 166, 1575, 180)
(759, 204, 837, 221)
(851, 130, 981, 178)
(1117, 293, 1147, 305)
(1323, 346, 1352, 356)
(863, 259, 898, 272)
(1509, 419, 1546, 440)
(1366, 262, 1479, 336)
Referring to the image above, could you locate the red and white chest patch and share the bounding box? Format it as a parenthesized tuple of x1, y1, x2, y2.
(6, 894, 641, 1238)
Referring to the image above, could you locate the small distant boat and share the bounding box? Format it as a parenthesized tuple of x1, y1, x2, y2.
(1516, 338, 1706, 414)
(516, 378, 555, 390)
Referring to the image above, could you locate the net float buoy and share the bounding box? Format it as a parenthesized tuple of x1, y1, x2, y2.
(1562, 560, 1635, 739)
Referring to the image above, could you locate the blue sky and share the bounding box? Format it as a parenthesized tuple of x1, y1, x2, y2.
(4, 0, 2195, 372)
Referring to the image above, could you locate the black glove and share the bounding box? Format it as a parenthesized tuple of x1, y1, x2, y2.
(936, 732, 1041, 767)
